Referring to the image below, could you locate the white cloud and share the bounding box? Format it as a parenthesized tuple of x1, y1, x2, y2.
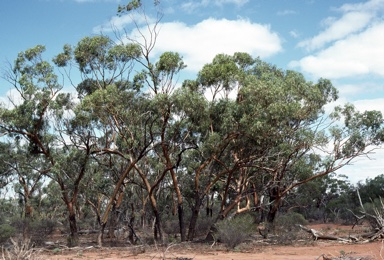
(335, 82, 384, 98)
(126, 18, 282, 72)
(298, 11, 373, 51)
(0, 89, 23, 109)
(337, 0, 384, 13)
(324, 97, 384, 183)
(291, 21, 384, 79)
(289, 30, 300, 39)
(291, 0, 384, 79)
(353, 98, 384, 115)
(336, 147, 384, 183)
(299, 0, 384, 51)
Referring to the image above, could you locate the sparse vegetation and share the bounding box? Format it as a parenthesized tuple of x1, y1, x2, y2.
(0, 2, 384, 260)
(1, 238, 42, 260)
(215, 214, 255, 249)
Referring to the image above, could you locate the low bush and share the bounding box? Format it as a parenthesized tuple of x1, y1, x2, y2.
(274, 212, 308, 245)
(1, 238, 42, 260)
(0, 224, 16, 244)
(215, 214, 255, 249)
(275, 211, 308, 231)
(30, 219, 57, 245)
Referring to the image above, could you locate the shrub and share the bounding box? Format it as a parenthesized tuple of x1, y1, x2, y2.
(1, 237, 42, 260)
(274, 212, 308, 245)
(30, 219, 57, 245)
(195, 215, 215, 237)
(215, 214, 255, 249)
(275, 211, 308, 230)
(0, 225, 16, 244)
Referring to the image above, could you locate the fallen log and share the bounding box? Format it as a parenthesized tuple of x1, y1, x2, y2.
(298, 225, 350, 242)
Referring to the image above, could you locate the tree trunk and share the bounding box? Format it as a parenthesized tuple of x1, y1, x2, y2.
(266, 204, 278, 224)
(128, 203, 135, 244)
(178, 203, 186, 241)
(108, 205, 118, 240)
(153, 210, 163, 243)
(67, 202, 79, 247)
(97, 222, 107, 247)
(266, 189, 281, 234)
(23, 200, 33, 239)
(187, 192, 202, 241)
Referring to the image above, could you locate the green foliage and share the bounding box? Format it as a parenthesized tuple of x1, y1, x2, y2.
(2, 23, 384, 247)
(275, 212, 308, 231)
(0, 224, 16, 244)
(216, 214, 254, 249)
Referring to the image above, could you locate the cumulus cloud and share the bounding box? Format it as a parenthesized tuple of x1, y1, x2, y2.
(291, 22, 384, 79)
(299, 0, 384, 51)
(353, 98, 384, 115)
(298, 11, 373, 51)
(119, 17, 282, 72)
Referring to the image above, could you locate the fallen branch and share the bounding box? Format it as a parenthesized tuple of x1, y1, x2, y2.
(298, 225, 350, 242)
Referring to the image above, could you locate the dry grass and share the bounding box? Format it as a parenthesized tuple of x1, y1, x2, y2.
(1, 238, 42, 260)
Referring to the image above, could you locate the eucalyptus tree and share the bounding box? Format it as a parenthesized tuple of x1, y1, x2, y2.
(54, 33, 170, 245)
(6, 143, 47, 237)
(182, 53, 384, 239)
(0, 45, 96, 246)
(228, 58, 384, 229)
(173, 53, 258, 240)
(117, 1, 195, 241)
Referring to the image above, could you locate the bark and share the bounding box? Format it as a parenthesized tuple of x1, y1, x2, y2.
(177, 204, 186, 242)
(97, 222, 107, 247)
(128, 203, 135, 244)
(67, 202, 79, 247)
(207, 193, 214, 217)
(153, 209, 163, 242)
(187, 192, 202, 241)
(22, 200, 33, 239)
(266, 187, 280, 234)
(134, 165, 165, 242)
(108, 205, 118, 240)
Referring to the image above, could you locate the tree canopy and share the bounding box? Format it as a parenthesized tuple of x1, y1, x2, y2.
(1, 3, 384, 246)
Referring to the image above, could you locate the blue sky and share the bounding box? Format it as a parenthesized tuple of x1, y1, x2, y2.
(1, 0, 384, 183)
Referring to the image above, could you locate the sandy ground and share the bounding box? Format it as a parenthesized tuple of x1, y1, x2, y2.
(41, 240, 382, 260)
(39, 224, 383, 260)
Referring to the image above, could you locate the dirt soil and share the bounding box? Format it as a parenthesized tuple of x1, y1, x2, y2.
(40, 224, 383, 260)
